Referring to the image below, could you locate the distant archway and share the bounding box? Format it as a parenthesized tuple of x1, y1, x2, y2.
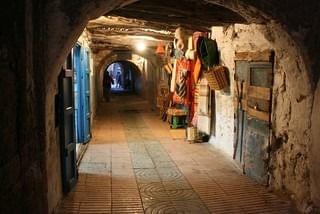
(104, 60, 143, 94)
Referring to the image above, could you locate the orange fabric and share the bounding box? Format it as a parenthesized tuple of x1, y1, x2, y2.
(193, 58, 202, 84)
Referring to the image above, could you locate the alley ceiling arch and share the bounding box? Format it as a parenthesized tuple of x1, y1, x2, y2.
(46, 0, 317, 90)
(23, 0, 320, 212)
(105, 60, 143, 78)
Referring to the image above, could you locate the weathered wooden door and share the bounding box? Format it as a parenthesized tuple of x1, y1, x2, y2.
(234, 58, 273, 184)
(58, 63, 77, 193)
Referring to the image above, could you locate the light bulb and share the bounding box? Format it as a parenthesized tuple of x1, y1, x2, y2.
(136, 42, 146, 51)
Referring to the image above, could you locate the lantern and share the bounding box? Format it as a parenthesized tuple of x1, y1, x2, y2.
(155, 41, 165, 56)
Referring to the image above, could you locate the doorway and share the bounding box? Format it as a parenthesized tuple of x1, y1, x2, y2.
(233, 51, 274, 184)
(57, 53, 77, 193)
(104, 60, 142, 95)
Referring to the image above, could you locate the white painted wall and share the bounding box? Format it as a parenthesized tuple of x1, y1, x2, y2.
(209, 24, 273, 157)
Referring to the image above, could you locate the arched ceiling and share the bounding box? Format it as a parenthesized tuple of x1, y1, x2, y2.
(87, 16, 174, 53)
(109, 0, 247, 29)
(86, 0, 247, 53)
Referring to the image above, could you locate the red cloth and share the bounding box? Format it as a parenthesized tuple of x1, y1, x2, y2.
(173, 59, 189, 105)
(187, 60, 196, 123)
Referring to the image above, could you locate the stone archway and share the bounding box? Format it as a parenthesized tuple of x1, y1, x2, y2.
(93, 51, 155, 103)
(2, 0, 319, 213)
(98, 58, 145, 100)
(39, 1, 317, 212)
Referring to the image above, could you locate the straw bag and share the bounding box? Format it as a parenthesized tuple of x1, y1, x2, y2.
(203, 66, 228, 90)
(199, 38, 219, 68)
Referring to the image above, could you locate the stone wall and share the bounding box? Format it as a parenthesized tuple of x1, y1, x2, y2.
(45, 30, 97, 213)
(311, 81, 320, 210)
(210, 24, 273, 155)
(0, 0, 47, 213)
(210, 23, 317, 212)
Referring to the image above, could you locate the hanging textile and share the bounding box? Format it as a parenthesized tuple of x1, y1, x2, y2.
(170, 59, 177, 92)
(193, 58, 202, 84)
(187, 59, 196, 124)
(173, 59, 189, 105)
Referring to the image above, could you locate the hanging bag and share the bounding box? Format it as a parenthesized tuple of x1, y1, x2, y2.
(199, 38, 219, 68)
(203, 66, 228, 90)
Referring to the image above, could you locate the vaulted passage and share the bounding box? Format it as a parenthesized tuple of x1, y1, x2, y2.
(2, 1, 320, 213)
(57, 95, 294, 213)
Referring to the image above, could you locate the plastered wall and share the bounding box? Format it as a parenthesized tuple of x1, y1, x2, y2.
(46, 31, 96, 213)
(210, 23, 316, 211)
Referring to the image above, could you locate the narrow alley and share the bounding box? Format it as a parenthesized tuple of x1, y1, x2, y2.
(57, 95, 294, 213)
(2, 1, 320, 213)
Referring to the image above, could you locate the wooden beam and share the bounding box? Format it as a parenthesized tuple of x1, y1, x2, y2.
(247, 107, 270, 122)
(247, 85, 271, 101)
(235, 50, 273, 61)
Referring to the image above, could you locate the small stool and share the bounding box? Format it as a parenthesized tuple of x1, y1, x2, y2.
(166, 108, 187, 129)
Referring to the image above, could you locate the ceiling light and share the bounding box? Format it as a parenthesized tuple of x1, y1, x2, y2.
(136, 42, 146, 52)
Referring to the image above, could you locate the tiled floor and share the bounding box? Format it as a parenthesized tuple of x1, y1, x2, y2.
(57, 95, 295, 214)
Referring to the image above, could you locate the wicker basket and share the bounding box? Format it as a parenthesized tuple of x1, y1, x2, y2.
(203, 66, 228, 90)
(187, 126, 198, 141)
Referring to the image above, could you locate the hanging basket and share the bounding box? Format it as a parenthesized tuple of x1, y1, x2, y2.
(203, 66, 228, 90)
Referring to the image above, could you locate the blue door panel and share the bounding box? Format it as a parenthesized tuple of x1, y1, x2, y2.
(73, 46, 81, 143)
(73, 45, 91, 144)
(58, 68, 77, 193)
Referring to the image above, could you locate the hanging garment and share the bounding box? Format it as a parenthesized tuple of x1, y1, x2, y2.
(193, 57, 202, 84)
(187, 59, 196, 124)
(185, 36, 196, 60)
(193, 32, 208, 51)
(170, 60, 177, 92)
(173, 59, 189, 105)
(175, 69, 187, 98)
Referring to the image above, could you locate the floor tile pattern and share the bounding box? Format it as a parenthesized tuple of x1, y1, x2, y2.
(121, 111, 209, 214)
(57, 95, 295, 214)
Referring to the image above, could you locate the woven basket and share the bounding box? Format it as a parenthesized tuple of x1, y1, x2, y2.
(203, 66, 228, 90)
(187, 126, 198, 141)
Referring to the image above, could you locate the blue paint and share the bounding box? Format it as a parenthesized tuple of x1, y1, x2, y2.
(58, 68, 77, 193)
(73, 44, 91, 144)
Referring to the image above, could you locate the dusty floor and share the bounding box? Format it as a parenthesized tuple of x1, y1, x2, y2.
(57, 95, 295, 213)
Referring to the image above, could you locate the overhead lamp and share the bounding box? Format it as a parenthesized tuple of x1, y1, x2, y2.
(155, 41, 165, 55)
(136, 41, 146, 52)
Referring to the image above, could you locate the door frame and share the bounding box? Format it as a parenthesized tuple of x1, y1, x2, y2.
(58, 55, 78, 193)
(233, 50, 274, 184)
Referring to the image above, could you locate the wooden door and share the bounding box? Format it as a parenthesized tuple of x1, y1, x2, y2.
(82, 48, 91, 142)
(234, 60, 273, 184)
(73, 46, 80, 143)
(73, 45, 91, 144)
(58, 66, 77, 193)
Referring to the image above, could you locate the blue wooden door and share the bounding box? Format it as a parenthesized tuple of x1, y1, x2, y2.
(73, 46, 81, 143)
(234, 61, 273, 184)
(73, 45, 91, 144)
(58, 67, 77, 193)
(81, 48, 91, 142)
